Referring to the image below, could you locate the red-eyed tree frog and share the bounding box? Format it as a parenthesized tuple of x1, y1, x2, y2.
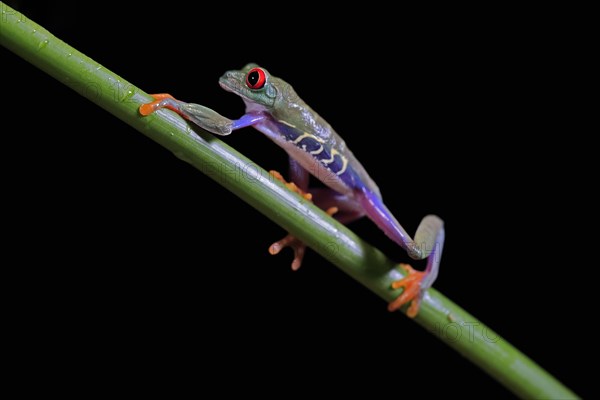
(139, 64, 445, 317)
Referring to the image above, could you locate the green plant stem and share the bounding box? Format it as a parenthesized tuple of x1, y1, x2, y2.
(0, 3, 578, 398)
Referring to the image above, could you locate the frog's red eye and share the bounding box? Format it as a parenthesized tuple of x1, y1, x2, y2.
(246, 67, 266, 89)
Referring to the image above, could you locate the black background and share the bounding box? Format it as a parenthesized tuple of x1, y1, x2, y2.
(2, 1, 592, 397)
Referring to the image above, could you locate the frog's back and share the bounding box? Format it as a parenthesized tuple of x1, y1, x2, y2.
(245, 74, 382, 198)
(264, 91, 381, 198)
(332, 132, 382, 198)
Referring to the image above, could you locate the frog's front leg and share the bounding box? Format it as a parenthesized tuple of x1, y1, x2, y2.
(268, 160, 363, 270)
(139, 94, 266, 136)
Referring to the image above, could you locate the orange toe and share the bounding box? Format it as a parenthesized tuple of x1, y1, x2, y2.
(269, 234, 306, 271)
(139, 102, 157, 116)
(326, 206, 339, 216)
(269, 170, 312, 201)
(388, 264, 425, 317)
(140, 94, 178, 116)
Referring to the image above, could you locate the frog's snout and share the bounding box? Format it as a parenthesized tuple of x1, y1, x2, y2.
(218, 76, 234, 92)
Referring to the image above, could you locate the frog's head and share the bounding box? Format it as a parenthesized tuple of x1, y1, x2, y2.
(219, 63, 279, 110)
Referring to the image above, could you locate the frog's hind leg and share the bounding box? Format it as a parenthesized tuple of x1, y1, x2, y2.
(355, 186, 445, 317)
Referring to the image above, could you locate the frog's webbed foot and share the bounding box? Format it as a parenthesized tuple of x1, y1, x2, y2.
(268, 170, 338, 271)
(388, 263, 426, 318)
(139, 93, 233, 136)
(269, 234, 306, 271)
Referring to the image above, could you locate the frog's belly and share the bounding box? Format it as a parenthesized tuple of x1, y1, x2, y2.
(256, 125, 353, 196)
